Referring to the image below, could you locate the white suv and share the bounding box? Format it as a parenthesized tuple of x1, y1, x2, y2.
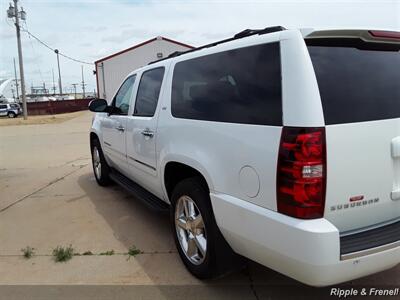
(0, 103, 21, 118)
(89, 27, 400, 286)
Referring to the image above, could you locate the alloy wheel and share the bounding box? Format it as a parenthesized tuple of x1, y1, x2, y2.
(92, 146, 102, 179)
(175, 195, 207, 265)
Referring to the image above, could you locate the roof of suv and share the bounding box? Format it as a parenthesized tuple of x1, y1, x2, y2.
(149, 26, 287, 65)
(128, 27, 399, 78)
(151, 27, 399, 65)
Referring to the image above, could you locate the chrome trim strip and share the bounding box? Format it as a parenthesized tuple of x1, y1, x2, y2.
(128, 155, 156, 171)
(340, 240, 400, 261)
(102, 142, 127, 159)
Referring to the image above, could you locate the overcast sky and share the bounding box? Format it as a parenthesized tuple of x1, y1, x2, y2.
(0, 0, 399, 94)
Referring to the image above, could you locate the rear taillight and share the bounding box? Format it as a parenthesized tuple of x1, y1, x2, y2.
(276, 127, 326, 219)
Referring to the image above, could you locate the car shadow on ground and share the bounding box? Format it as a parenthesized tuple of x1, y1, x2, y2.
(77, 171, 399, 299)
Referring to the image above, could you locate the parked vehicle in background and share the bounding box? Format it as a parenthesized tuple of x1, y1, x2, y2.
(0, 103, 21, 118)
(89, 27, 400, 286)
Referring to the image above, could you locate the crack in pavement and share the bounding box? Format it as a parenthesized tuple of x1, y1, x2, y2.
(0, 250, 178, 257)
(247, 266, 260, 300)
(0, 164, 88, 214)
(65, 156, 90, 165)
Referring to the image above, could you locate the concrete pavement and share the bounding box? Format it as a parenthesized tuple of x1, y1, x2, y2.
(0, 111, 398, 299)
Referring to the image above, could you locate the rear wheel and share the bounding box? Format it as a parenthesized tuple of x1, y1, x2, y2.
(171, 177, 242, 279)
(7, 112, 16, 118)
(91, 138, 111, 186)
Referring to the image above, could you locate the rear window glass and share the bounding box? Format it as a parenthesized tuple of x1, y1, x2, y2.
(171, 42, 282, 126)
(307, 42, 400, 124)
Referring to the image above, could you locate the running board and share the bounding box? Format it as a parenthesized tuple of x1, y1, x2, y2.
(109, 169, 169, 213)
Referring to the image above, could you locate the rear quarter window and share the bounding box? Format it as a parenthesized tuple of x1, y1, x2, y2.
(307, 42, 400, 124)
(171, 42, 282, 126)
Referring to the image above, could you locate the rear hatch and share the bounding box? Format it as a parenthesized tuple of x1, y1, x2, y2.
(306, 30, 400, 232)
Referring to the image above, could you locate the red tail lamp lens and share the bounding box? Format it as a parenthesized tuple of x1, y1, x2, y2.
(369, 30, 400, 40)
(277, 127, 326, 219)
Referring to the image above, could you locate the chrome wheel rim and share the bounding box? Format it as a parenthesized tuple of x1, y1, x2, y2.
(93, 146, 102, 179)
(175, 195, 207, 265)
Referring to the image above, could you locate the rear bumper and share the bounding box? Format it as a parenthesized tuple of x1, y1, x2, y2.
(210, 193, 400, 286)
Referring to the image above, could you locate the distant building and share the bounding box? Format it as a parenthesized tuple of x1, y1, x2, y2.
(95, 36, 194, 102)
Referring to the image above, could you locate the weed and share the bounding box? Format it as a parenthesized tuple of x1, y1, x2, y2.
(127, 246, 141, 260)
(99, 250, 114, 256)
(21, 246, 35, 259)
(82, 251, 93, 256)
(52, 245, 74, 262)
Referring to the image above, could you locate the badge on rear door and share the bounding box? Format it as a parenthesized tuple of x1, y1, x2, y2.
(330, 196, 379, 211)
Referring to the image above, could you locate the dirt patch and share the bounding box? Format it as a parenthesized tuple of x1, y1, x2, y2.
(0, 111, 87, 126)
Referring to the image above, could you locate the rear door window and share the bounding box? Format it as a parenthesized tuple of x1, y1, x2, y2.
(171, 42, 282, 126)
(307, 41, 400, 124)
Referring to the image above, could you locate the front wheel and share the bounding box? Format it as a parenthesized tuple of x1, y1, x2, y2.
(171, 177, 242, 279)
(91, 139, 111, 186)
(7, 112, 16, 118)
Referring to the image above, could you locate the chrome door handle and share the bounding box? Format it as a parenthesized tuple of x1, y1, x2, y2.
(141, 129, 154, 138)
(391, 190, 400, 201)
(115, 125, 125, 132)
(391, 136, 400, 158)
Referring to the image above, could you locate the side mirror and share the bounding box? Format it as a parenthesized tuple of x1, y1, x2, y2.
(88, 98, 109, 112)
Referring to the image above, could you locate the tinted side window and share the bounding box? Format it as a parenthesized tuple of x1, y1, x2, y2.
(134, 68, 165, 117)
(0, 105, 7, 109)
(113, 75, 136, 115)
(171, 42, 282, 125)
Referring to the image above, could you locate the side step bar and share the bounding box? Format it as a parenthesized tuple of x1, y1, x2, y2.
(109, 169, 170, 213)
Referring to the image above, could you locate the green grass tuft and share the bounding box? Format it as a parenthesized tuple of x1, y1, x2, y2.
(127, 245, 141, 259)
(21, 246, 35, 259)
(52, 245, 74, 262)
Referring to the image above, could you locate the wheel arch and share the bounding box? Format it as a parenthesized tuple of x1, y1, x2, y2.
(162, 157, 214, 201)
(90, 131, 99, 149)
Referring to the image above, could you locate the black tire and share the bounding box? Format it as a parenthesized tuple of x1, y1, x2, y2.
(171, 177, 242, 279)
(91, 138, 112, 186)
(7, 112, 16, 118)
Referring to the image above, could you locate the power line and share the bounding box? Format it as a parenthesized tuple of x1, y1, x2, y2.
(24, 22, 45, 84)
(20, 27, 93, 65)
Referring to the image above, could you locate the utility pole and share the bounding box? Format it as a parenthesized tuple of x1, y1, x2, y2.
(81, 65, 86, 98)
(13, 58, 19, 100)
(7, 0, 28, 119)
(51, 68, 56, 95)
(71, 83, 78, 99)
(54, 49, 62, 95)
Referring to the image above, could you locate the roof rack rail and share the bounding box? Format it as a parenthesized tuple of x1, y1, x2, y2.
(148, 25, 286, 64)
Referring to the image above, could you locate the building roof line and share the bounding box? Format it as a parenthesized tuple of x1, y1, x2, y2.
(94, 36, 194, 64)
